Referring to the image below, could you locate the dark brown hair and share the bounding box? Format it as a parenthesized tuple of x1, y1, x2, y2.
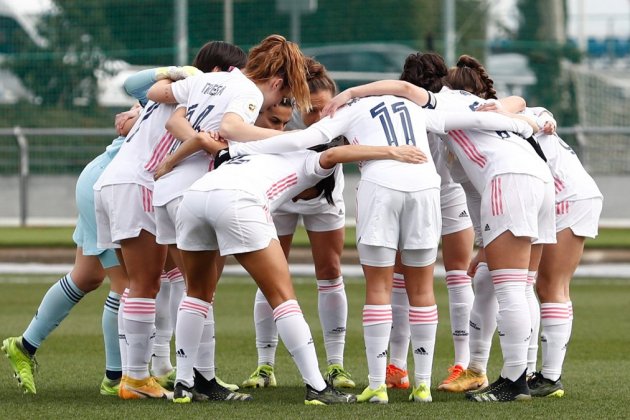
(192, 41, 247, 72)
(446, 55, 497, 99)
(305, 57, 337, 95)
(399, 52, 448, 93)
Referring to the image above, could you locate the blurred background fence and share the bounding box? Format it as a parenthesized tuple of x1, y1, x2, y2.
(1, 0, 629, 225)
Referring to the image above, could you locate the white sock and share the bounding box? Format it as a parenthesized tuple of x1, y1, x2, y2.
(409, 305, 438, 387)
(118, 289, 129, 376)
(491, 269, 530, 381)
(468, 263, 496, 374)
(540, 302, 572, 381)
(153, 273, 173, 376)
(363, 304, 392, 389)
(167, 268, 186, 330)
(526, 272, 540, 374)
(175, 296, 209, 387)
(445, 270, 474, 368)
(273, 300, 326, 391)
(124, 298, 156, 380)
(195, 310, 216, 381)
(317, 276, 347, 366)
(253, 288, 278, 366)
(390, 273, 410, 369)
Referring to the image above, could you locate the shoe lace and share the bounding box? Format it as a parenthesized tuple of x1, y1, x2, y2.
(254, 365, 272, 378)
(328, 365, 351, 379)
(444, 365, 464, 382)
(386, 364, 403, 377)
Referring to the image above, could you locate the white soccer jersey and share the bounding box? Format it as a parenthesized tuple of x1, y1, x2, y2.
(315, 95, 441, 192)
(430, 87, 552, 193)
(94, 101, 176, 190)
(523, 107, 602, 203)
(188, 150, 334, 212)
(153, 68, 264, 206)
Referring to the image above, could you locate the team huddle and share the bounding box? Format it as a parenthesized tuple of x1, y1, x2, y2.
(2, 34, 602, 405)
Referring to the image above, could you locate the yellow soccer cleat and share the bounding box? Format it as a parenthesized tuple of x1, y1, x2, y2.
(357, 384, 388, 404)
(409, 382, 432, 402)
(2, 336, 37, 394)
(100, 376, 121, 396)
(241, 364, 277, 388)
(325, 363, 356, 388)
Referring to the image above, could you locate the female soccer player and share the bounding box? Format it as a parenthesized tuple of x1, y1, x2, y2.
(94, 41, 248, 400)
(322, 71, 554, 402)
(241, 58, 355, 390)
(1, 105, 139, 396)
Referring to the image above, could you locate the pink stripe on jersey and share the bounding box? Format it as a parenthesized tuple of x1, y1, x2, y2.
(362, 307, 393, 325)
(554, 177, 565, 194)
(541, 304, 570, 320)
(445, 272, 471, 287)
(179, 298, 209, 317)
(166, 267, 182, 280)
(449, 130, 487, 168)
(273, 300, 302, 321)
(140, 185, 154, 213)
(491, 177, 504, 216)
(409, 306, 438, 324)
(144, 132, 175, 172)
(266, 173, 298, 200)
(556, 201, 570, 215)
(393, 276, 406, 290)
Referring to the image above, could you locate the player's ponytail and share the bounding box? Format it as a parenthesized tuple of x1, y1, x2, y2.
(400, 52, 448, 93)
(305, 57, 337, 95)
(245, 34, 311, 112)
(446, 55, 497, 99)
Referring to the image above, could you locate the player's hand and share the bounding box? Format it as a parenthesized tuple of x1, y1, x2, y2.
(542, 121, 556, 135)
(321, 89, 353, 118)
(476, 100, 503, 113)
(390, 145, 428, 164)
(197, 131, 227, 154)
(467, 248, 485, 277)
(154, 156, 175, 180)
(114, 103, 141, 136)
(155, 66, 202, 81)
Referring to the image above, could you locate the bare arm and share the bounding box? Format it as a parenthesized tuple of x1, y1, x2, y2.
(147, 79, 178, 104)
(319, 144, 428, 169)
(322, 80, 431, 117)
(218, 112, 284, 142)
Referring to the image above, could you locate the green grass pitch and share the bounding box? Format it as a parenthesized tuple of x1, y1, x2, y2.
(1, 274, 628, 418)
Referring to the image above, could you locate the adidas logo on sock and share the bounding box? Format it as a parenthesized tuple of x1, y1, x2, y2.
(376, 350, 388, 359)
(176, 348, 187, 358)
(484, 224, 491, 231)
(414, 347, 428, 355)
(459, 210, 469, 218)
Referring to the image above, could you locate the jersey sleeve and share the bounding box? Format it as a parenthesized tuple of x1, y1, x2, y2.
(441, 111, 533, 138)
(423, 109, 448, 134)
(170, 77, 194, 105)
(224, 89, 264, 125)
(229, 125, 332, 156)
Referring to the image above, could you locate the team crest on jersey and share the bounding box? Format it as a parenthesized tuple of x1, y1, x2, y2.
(248, 103, 256, 111)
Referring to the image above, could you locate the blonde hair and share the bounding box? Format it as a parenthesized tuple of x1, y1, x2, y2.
(245, 34, 311, 111)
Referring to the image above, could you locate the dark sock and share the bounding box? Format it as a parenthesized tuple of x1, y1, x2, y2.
(21, 337, 38, 356)
(106, 370, 123, 381)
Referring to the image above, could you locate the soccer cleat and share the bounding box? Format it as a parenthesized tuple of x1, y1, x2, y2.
(2, 336, 38, 394)
(527, 372, 565, 398)
(172, 381, 208, 403)
(193, 368, 252, 401)
(154, 369, 176, 391)
(100, 376, 121, 396)
(216, 376, 239, 392)
(357, 384, 388, 404)
(385, 364, 410, 389)
(241, 364, 277, 388)
(467, 371, 531, 402)
(304, 383, 357, 405)
(118, 376, 173, 400)
(325, 363, 356, 388)
(440, 367, 489, 393)
(438, 364, 465, 389)
(409, 382, 432, 402)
